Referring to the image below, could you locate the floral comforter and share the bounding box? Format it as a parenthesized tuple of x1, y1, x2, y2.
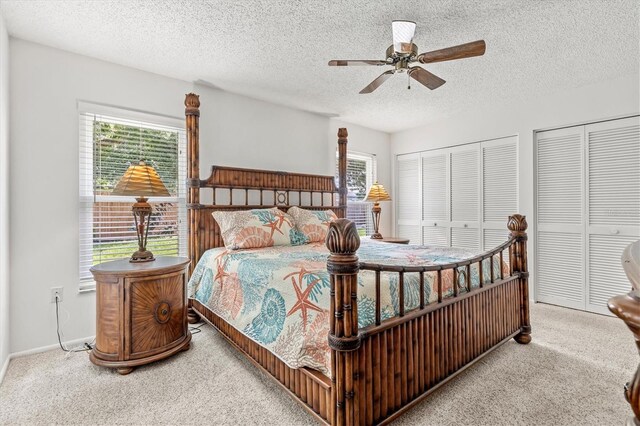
(188, 240, 507, 376)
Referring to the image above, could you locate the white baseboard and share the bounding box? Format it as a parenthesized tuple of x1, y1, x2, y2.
(9, 335, 95, 359)
(0, 335, 95, 386)
(0, 355, 9, 386)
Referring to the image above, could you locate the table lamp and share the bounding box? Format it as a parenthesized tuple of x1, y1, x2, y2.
(112, 160, 170, 262)
(363, 182, 391, 239)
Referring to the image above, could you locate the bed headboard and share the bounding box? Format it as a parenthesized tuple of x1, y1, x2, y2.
(184, 93, 348, 272)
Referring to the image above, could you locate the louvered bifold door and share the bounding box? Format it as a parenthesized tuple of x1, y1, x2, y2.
(536, 126, 585, 310)
(482, 137, 518, 263)
(396, 153, 421, 244)
(450, 144, 480, 249)
(586, 116, 640, 314)
(421, 151, 449, 246)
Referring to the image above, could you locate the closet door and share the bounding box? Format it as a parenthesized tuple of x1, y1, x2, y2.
(536, 126, 585, 310)
(421, 151, 449, 246)
(450, 144, 480, 249)
(396, 153, 421, 243)
(482, 136, 518, 251)
(586, 117, 640, 314)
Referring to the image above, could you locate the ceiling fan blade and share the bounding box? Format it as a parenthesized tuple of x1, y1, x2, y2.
(359, 70, 395, 94)
(408, 67, 446, 90)
(328, 60, 387, 66)
(417, 40, 486, 64)
(392, 20, 416, 54)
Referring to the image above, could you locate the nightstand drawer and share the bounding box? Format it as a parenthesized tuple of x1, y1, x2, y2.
(127, 271, 187, 359)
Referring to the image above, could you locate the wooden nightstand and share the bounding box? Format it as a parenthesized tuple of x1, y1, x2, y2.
(89, 256, 191, 375)
(367, 236, 411, 244)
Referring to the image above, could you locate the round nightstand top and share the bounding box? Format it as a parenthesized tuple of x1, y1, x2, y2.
(90, 256, 190, 277)
(363, 236, 411, 244)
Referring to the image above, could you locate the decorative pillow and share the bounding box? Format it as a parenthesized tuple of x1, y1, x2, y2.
(287, 206, 338, 244)
(212, 208, 295, 250)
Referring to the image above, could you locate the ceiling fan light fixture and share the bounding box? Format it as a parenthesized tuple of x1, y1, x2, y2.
(327, 21, 485, 94)
(392, 20, 416, 55)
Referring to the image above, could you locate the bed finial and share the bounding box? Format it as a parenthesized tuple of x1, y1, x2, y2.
(507, 214, 527, 237)
(338, 127, 348, 139)
(185, 93, 200, 115)
(326, 219, 360, 255)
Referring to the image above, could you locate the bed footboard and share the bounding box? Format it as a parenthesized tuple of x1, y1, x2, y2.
(326, 215, 531, 425)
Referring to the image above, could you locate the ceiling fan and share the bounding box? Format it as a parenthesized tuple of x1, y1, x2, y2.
(328, 21, 486, 94)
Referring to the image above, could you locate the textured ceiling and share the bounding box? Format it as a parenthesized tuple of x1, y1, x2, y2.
(1, 0, 638, 132)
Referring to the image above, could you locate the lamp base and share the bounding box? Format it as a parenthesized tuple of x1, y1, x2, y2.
(130, 250, 155, 263)
(370, 203, 383, 240)
(130, 196, 155, 263)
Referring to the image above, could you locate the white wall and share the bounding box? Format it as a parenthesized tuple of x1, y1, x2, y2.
(391, 74, 640, 298)
(328, 120, 392, 236)
(0, 13, 10, 375)
(9, 39, 193, 353)
(198, 87, 330, 177)
(9, 39, 389, 353)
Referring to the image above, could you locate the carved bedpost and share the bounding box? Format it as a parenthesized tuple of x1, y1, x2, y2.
(326, 219, 361, 426)
(609, 291, 640, 425)
(508, 214, 531, 344)
(337, 128, 348, 219)
(185, 93, 200, 273)
(185, 93, 200, 324)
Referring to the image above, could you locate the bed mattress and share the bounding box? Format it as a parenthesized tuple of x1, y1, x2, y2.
(188, 240, 506, 375)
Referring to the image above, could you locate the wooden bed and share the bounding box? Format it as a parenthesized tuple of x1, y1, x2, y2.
(183, 93, 532, 425)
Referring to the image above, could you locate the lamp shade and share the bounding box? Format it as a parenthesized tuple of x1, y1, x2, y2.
(392, 20, 416, 54)
(112, 160, 170, 197)
(363, 182, 391, 202)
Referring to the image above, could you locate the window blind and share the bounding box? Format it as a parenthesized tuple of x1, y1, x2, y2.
(337, 151, 377, 236)
(79, 107, 186, 288)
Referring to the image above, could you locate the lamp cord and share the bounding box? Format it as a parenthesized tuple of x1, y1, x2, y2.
(189, 323, 204, 335)
(55, 294, 202, 352)
(55, 295, 94, 353)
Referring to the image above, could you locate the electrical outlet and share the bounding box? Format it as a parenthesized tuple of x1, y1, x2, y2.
(51, 287, 63, 303)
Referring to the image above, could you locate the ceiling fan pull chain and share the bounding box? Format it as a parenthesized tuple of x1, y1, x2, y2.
(408, 72, 411, 90)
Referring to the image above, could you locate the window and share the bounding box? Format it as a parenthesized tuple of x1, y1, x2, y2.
(337, 151, 377, 236)
(79, 103, 186, 289)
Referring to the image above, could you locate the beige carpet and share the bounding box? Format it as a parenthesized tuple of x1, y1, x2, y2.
(0, 303, 636, 425)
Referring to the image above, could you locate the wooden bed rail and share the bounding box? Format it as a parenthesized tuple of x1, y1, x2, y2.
(326, 214, 531, 425)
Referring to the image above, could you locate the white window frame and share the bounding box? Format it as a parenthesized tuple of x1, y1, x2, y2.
(78, 102, 186, 291)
